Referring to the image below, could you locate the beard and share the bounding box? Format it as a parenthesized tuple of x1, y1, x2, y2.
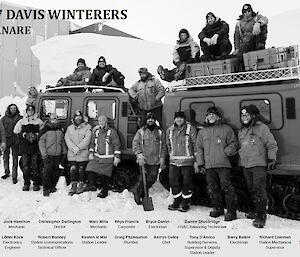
(147, 123, 156, 131)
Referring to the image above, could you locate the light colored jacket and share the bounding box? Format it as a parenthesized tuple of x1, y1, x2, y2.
(196, 121, 237, 169)
(129, 77, 165, 111)
(173, 37, 200, 64)
(65, 121, 92, 162)
(238, 121, 277, 168)
(132, 126, 166, 165)
(166, 122, 197, 167)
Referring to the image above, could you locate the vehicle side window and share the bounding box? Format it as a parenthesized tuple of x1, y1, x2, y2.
(40, 99, 68, 119)
(87, 99, 116, 120)
(190, 102, 214, 125)
(240, 99, 271, 124)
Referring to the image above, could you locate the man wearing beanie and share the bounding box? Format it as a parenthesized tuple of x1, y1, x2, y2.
(56, 58, 91, 87)
(132, 112, 166, 205)
(198, 12, 232, 61)
(89, 56, 126, 91)
(13, 105, 43, 191)
(129, 67, 165, 126)
(233, 4, 268, 55)
(238, 105, 278, 228)
(166, 111, 198, 212)
(196, 107, 238, 221)
(157, 28, 200, 82)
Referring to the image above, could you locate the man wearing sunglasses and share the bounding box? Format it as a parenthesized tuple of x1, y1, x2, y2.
(233, 4, 268, 56)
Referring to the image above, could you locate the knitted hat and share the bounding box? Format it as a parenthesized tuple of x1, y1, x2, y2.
(206, 106, 220, 117)
(98, 56, 106, 64)
(206, 12, 216, 21)
(73, 110, 83, 121)
(146, 112, 156, 120)
(178, 28, 189, 38)
(138, 67, 148, 74)
(241, 105, 254, 115)
(77, 58, 86, 66)
(174, 111, 186, 119)
(26, 105, 35, 113)
(242, 4, 253, 13)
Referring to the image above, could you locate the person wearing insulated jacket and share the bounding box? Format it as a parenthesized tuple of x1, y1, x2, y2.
(56, 58, 92, 87)
(65, 110, 92, 195)
(157, 28, 200, 82)
(38, 114, 67, 197)
(129, 67, 165, 126)
(1, 104, 22, 183)
(233, 4, 268, 56)
(13, 105, 43, 191)
(132, 112, 166, 205)
(85, 115, 121, 198)
(166, 111, 198, 212)
(198, 12, 232, 61)
(238, 105, 278, 228)
(196, 107, 238, 221)
(89, 56, 126, 91)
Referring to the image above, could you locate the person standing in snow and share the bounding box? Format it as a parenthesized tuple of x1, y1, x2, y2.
(56, 58, 92, 87)
(85, 115, 121, 198)
(89, 56, 126, 91)
(1, 104, 22, 184)
(13, 105, 43, 191)
(166, 111, 198, 212)
(157, 28, 200, 82)
(129, 67, 165, 126)
(233, 4, 268, 56)
(198, 12, 232, 61)
(131, 112, 166, 205)
(65, 110, 92, 196)
(38, 114, 67, 197)
(238, 105, 278, 228)
(196, 107, 238, 221)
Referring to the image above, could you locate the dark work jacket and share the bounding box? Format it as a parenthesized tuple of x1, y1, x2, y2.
(89, 65, 124, 86)
(198, 18, 230, 41)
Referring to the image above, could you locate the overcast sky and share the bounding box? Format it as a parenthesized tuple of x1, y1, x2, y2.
(3, 0, 300, 44)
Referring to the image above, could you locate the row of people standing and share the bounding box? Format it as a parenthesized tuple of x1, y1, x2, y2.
(157, 3, 268, 82)
(132, 106, 277, 228)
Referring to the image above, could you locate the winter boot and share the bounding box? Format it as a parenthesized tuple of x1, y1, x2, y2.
(132, 187, 142, 205)
(1, 174, 10, 179)
(253, 213, 266, 228)
(12, 178, 18, 184)
(245, 211, 256, 219)
(174, 63, 186, 81)
(97, 176, 109, 198)
(76, 181, 85, 194)
(33, 184, 40, 191)
(43, 189, 50, 197)
(168, 196, 182, 211)
(69, 181, 78, 196)
(157, 65, 166, 80)
(209, 208, 224, 218)
(97, 189, 108, 198)
(178, 198, 191, 212)
(22, 184, 30, 191)
(50, 187, 57, 193)
(224, 211, 237, 221)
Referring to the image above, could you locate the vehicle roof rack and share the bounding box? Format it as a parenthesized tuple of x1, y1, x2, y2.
(45, 85, 126, 93)
(169, 65, 300, 92)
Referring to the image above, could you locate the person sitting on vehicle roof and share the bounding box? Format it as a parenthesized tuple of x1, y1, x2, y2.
(89, 56, 126, 91)
(55, 58, 92, 87)
(157, 28, 200, 82)
(198, 12, 232, 62)
(233, 4, 268, 56)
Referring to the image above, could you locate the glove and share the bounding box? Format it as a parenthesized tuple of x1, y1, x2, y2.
(89, 153, 94, 160)
(199, 165, 206, 175)
(267, 159, 276, 171)
(0, 142, 6, 153)
(203, 37, 211, 45)
(253, 22, 261, 35)
(137, 153, 146, 166)
(159, 158, 165, 170)
(193, 162, 200, 174)
(102, 72, 110, 82)
(210, 34, 219, 45)
(232, 49, 239, 55)
(72, 146, 80, 155)
(113, 156, 121, 166)
(42, 155, 48, 160)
